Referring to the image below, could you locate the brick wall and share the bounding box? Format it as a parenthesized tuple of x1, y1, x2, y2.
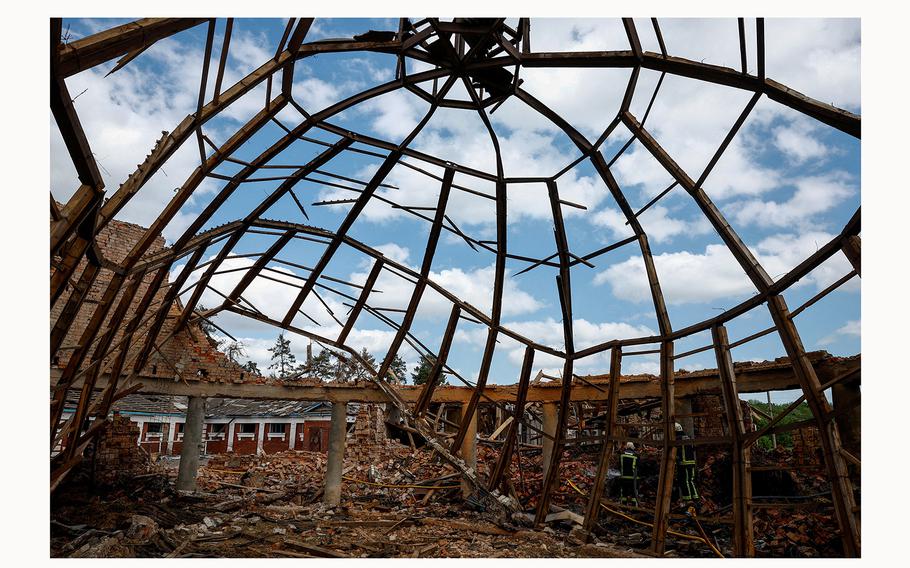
(92, 414, 151, 485)
(345, 404, 409, 466)
(262, 422, 291, 454)
(690, 395, 755, 438)
(232, 424, 259, 454)
(792, 425, 823, 466)
(52, 218, 257, 386)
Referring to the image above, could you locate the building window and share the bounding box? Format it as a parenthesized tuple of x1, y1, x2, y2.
(269, 423, 287, 434)
(176, 422, 185, 439)
(208, 423, 226, 439)
(237, 423, 256, 438)
(146, 422, 163, 438)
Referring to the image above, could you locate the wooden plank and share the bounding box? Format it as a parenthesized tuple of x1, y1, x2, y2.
(713, 324, 754, 557)
(582, 346, 622, 533)
(414, 304, 462, 417)
(337, 259, 384, 345)
(487, 346, 534, 492)
(375, 168, 454, 381)
(650, 342, 676, 555)
(767, 294, 860, 556)
(56, 351, 858, 405)
(57, 18, 207, 77)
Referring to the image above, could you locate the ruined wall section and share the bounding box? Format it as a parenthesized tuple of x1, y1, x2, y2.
(91, 414, 153, 485)
(51, 218, 254, 386)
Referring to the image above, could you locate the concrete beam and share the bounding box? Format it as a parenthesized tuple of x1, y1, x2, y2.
(53, 352, 859, 404)
(175, 396, 205, 491)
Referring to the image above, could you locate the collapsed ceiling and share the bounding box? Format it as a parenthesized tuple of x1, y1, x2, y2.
(50, 17, 861, 556)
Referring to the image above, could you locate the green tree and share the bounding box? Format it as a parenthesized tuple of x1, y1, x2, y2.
(385, 354, 407, 383)
(267, 333, 297, 379)
(196, 305, 223, 349)
(411, 356, 444, 386)
(241, 360, 260, 375)
(307, 350, 334, 381)
(224, 341, 246, 364)
(336, 348, 375, 382)
(747, 399, 814, 450)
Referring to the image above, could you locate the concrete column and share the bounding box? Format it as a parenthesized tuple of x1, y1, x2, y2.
(324, 402, 348, 506)
(541, 403, 558, 481)
(675, 398, 695, 437)
(166, 418, 176, 455)
(176, 396, 205, 492)
(256, 420, 266, 455)
(459, 404, 478, 498)
(226, 422, 235, 452)
(289, 421, 298, 450)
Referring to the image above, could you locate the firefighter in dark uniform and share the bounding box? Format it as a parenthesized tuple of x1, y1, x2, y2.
(619, 442, 639, 506)
(675, 422, 699, 502)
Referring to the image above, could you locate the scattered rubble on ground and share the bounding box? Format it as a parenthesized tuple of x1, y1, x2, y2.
(51, 430, 843, 559)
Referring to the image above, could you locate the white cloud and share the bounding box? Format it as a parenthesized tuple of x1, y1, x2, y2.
(730, 172, 855, 229)
(456, 316, 656, 377)
(594, 231, 858, 305)
(772, 118, 831, 164)
(373, 242, 410, 264)
(818, 319, 861, 347)
(350, 261, 543, 319)
(595, 244, 756, 305)
(591, 204, 712, 244)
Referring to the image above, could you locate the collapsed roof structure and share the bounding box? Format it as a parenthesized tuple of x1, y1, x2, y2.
(50, 17, 861, 557)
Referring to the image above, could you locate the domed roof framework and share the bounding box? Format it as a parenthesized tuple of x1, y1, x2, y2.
(50, 17, 861, 557)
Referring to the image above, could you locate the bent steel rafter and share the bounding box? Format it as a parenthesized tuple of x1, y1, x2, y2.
(51, 17, 861, 557)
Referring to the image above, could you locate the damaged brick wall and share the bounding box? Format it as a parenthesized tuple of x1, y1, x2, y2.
(690, 395, 755, 438)
(345, 404, 410, 466)
(792, 425, 823, 466)
(91, 414, 152, 485)
(51, 217, 253, 386)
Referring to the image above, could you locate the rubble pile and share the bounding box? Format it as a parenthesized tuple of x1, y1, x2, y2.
(197, 451, 328, 496)
(345, 404, 411, 465)
(51, 407, 847, 558)
(51, 450, 641, 558)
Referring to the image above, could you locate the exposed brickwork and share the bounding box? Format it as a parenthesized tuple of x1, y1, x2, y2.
(51, 217, 256, 386)
(92, 414, 152, 485)
(792, 425, 823, 466)
(345, 404, 409, 466)
(690, 395, 755, 439)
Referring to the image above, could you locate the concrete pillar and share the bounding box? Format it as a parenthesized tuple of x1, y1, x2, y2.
(256, 420, 266, 455)
(459, 404, 478, 498)
(541, 403, 558, 481)
(289, 421, 297, 450)
(675, 398, 695, 437)
(166, 417, 177, 455)
(324, 402, 348, 506)
(176, 396, 205, 492)
(226, 422, 235, 452)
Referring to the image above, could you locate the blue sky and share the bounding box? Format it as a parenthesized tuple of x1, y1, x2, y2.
(52, 18, 860, 401)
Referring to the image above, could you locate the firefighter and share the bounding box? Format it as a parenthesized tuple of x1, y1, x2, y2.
(619, 442, 639, 506)
(675, 422, 699, 502)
